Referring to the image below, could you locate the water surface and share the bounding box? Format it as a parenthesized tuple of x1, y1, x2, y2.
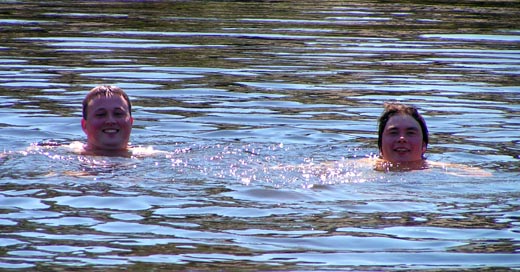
(0, 0, 519, 270)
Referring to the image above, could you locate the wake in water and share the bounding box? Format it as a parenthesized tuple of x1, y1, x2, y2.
(0, 141, 492, 189)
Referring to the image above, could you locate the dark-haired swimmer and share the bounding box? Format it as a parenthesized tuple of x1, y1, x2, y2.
(375, 102, 428, 171)
(272, 102, 490, 178)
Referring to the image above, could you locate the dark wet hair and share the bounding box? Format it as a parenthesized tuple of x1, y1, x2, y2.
(82, 85, 131, 120)
(377, 102, 428, 151)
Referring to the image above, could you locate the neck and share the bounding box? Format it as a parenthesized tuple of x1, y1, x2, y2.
(375, 159, 428, 172)
(82, 144, 131, 157)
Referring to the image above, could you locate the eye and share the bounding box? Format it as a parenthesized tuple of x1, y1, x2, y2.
(114, 111, 126, 117)
(386, 129, 398, 135)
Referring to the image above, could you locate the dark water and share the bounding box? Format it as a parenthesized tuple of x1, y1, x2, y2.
(1, 0, 519, 270)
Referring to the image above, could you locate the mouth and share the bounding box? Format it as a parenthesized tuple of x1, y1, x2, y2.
(103, 128, 119, 134)
(393, 147, 409, 153)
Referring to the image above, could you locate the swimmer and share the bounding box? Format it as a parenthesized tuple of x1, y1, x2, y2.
(372, 102, 490, 176)
(76, 85, 134, 157)
(374, 102, 428, 171)
(270, 102, 490, 180)
(30, 85, 163, 158)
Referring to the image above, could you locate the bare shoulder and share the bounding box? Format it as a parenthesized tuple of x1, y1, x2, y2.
(427, 161, 492, 177)
(364, 157, 492, 176)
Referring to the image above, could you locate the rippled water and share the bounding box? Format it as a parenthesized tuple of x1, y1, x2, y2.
(1, 0, 519, 270)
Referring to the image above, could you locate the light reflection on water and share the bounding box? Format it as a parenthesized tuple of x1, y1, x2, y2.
(1, 0, 519, 270)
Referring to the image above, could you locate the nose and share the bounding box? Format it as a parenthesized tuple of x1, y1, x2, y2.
(398, 135, 407, 143)
(105, 113, 116, 124)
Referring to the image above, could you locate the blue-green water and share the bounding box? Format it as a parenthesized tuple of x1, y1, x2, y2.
(0, 0, 519, 270)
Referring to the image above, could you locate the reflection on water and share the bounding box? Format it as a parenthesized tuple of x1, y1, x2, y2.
(1, 0, 519, 270)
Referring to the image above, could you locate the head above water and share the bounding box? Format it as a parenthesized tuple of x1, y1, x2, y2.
(81, 85, 133, 155)
(377, 102, 429, 163)
(82, 85, 132, 120)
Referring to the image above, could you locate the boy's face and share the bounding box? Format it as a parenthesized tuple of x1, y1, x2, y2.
(81, 95, 133, 152)
(380, 114, 426, 163)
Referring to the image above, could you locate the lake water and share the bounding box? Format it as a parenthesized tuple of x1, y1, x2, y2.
(1, 0, 519, 270)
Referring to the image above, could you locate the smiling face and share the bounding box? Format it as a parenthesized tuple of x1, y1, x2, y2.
(81, 94, 133, 153)
(380, 114, 426, 163)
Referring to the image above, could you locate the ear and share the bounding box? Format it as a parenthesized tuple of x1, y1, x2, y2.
(81, 118, 87, 134)
(421, 142, 427, 155)
(130, 116, 134, 126)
